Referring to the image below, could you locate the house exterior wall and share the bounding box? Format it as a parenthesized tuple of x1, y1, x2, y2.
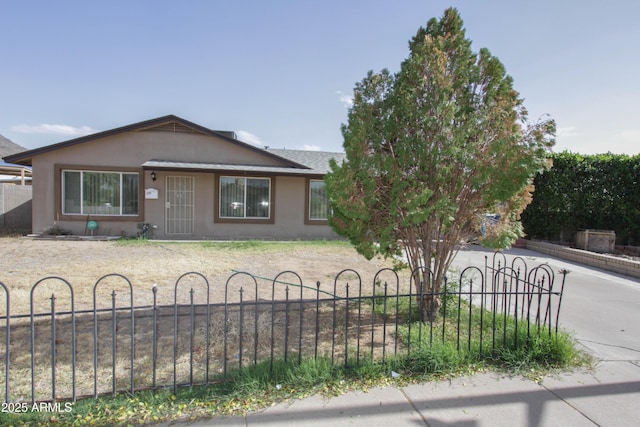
(30, 130, 339, 240)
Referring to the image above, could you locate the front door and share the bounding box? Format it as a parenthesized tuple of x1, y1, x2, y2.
(165, 176, 194, 234)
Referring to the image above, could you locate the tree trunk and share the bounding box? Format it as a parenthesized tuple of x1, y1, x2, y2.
(420, 294, 441, 323)
(416, 280, 442, 323)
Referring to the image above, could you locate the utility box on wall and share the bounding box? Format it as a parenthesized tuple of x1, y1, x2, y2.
(576, 229, 616, 253)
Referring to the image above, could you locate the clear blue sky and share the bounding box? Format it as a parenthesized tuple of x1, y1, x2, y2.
(2, 0, 638, 154)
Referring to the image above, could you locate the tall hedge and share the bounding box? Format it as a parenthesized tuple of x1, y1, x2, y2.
(521, 152, 640, 245)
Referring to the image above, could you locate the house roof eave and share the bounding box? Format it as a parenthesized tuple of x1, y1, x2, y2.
(141, 159, 326, 178)
(2, 115, 311, 170)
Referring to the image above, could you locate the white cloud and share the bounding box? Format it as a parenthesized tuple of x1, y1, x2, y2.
(336, 91, 353, 108)
(615, 129, 640, 142)
(11, 123, 98, 136)
(235, 130, 264, 146)
(556, 126, 579, 137)
(303, 144, 321, 151)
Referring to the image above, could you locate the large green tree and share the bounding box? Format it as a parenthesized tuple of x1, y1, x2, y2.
(325, 8, 555, 321)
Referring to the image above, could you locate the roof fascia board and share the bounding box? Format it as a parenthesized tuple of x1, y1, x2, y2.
(141, 159, 324, 177)
(143, 164, 325, 178)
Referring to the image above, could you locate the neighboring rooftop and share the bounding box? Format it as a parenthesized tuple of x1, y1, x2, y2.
(267, 149, 346, 174)
(0, 135, 31, 184)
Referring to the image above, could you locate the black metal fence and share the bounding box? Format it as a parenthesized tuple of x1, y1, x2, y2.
(0, 252, 567, 404)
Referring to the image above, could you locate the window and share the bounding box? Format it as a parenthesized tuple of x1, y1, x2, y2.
(219, 176, 270, 219)
(309, 179, 330, 220)
(62, 170, 139, 216)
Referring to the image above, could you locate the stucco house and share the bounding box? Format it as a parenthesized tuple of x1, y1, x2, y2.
(3, 115, 346, 240)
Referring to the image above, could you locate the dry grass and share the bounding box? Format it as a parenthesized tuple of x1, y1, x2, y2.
(0, 238, 406, 315)
(0, 238, 411, 401)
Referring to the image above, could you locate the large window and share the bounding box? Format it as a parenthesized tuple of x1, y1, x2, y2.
(219, 176, 270, 219)
(62, 170, 139, 216)
(309, 179, 330, 220)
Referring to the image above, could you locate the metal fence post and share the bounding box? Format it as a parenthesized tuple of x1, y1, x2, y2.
(1, 282, 10, 403)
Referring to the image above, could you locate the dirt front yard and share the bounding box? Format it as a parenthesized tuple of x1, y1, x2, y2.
(0, 238, 405, 315)
(1, 237, 413, 400)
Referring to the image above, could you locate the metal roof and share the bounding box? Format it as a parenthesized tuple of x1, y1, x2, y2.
(0, 162, 32, 184)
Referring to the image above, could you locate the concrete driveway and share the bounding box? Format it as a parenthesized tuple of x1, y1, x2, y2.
(451, 245, 640, 362)
(447, 245, 640, 426)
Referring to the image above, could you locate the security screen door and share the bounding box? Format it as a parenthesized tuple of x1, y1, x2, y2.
(165, 176, 194, 234)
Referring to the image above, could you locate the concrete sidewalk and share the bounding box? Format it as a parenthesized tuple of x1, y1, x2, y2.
(163, 359, 640, 427)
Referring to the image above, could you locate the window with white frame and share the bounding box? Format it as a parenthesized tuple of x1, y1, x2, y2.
(219, 176, 270, 218)
(62, 170, 139, 216)
(309, 179, 330, 220)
